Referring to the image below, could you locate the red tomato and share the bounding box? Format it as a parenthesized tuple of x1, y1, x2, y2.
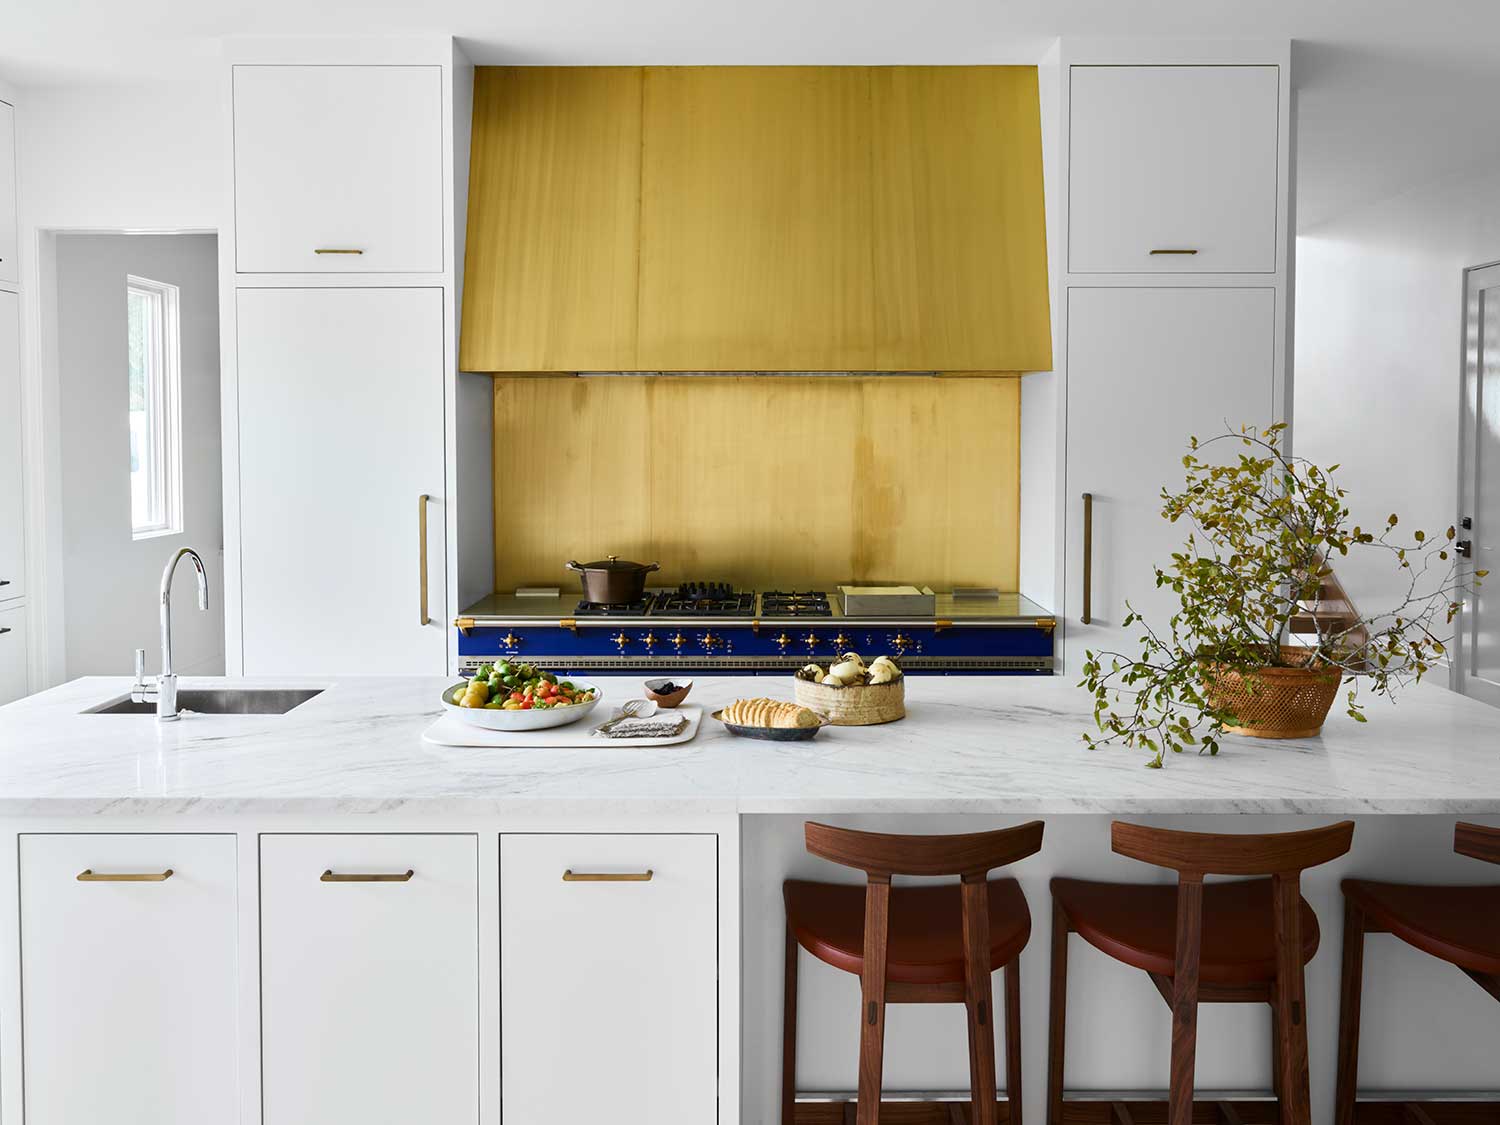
(520, 700, 532, 709)
(509, 691, 524, 702)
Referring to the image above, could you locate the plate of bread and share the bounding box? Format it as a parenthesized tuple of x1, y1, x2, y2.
(713, 698, 829, 741)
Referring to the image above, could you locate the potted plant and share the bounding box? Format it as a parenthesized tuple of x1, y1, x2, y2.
(1081, 424, 1486, 767)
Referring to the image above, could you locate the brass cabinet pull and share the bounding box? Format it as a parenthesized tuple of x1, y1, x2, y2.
(1149, 248, 1199, 255)
(313, 248, 364, 255)
(77, 868, 173, 882)
(562, 869, 654, 882)
(418, 494, 430, 626)
(320, 869, 415, 883)
(1081, 492, 1094, 625)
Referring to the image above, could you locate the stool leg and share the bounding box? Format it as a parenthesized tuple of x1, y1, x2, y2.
(1168, 878, 1204, 1125)
(961, 877, 998, 1125)
(1046, 899, 1069, 1125)
(1271, 874, 1313, 1125)
(1334, 898, 1366, 1125)
(782, 921, 799, 1125)
(1005, 957, 1023, 1125)
(857, 879, 891, 1125)
(1270, 999, 1284, 1107)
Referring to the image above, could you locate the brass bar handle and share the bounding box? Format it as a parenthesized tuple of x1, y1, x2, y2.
(321, 869, 415, 883)
(562, 869, 654, 882)
(77, 868, 173, 882)
(1149, 248, 1199, 255)
(418, 494, 430, 627)
(1081, 492, 1093, 625)
(313, 248, 364, 255)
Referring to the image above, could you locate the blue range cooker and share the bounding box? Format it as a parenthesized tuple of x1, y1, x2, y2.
(455, 584, 1054, 676)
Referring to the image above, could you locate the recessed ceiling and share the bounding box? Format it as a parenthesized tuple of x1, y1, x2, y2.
(3, 0, 1500, 228)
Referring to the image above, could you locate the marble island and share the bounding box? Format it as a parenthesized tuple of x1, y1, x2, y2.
(2, 673, 1499, 815)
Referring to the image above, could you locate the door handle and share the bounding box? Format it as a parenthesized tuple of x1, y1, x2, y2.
(320, 869, 415, 883)
(1081, 492, 1094, 625)
(313, 248, 364, 255)
(77, 868, 174, 882)
(418, 494, 430, 626)
(562, 869, 654, 882)
(1149, 248, 1199, 255)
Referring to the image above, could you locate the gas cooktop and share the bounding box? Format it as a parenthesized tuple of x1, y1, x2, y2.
(573, 583, 830, 618)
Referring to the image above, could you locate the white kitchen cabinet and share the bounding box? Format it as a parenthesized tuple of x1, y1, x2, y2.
(0, 601, 26, 703)
(236, 287, 446, 673)
(260, 834, 478, 1125)
(0, 288, 24, 604)
(500, 833, 718, 1125)
(0, 99, 16, 285)
(1064, 287, 1276, 669)
(1069, 65, 1280, 274)
(233, 65, 443, 273)
(18, 834, 238, 1125)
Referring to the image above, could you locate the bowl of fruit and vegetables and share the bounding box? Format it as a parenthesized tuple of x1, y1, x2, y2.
(442, 662, 602, 731)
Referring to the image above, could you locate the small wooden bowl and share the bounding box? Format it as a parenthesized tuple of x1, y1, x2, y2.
(644, 678, 693, 708)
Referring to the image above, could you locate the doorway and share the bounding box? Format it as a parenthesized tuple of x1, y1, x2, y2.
(1455, 261, 1500, 706)
(53, 232, 223, 676)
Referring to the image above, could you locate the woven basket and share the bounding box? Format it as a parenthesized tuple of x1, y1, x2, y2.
(793, 677, 905, 726)
(1202, 646, 1342, 739)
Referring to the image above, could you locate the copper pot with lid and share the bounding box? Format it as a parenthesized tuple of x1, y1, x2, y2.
(565, 555, 661, 605)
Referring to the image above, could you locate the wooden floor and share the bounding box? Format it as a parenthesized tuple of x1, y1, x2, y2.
(794, 1099, 1500, 1124)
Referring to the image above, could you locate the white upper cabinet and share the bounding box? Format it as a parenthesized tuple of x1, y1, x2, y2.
(20, 834, 239, 1125)
(1068, 65, 1280, 274)
(0, 100, 16, 285)
(236, 286, 447, 673)
(233, 65, 444, 273)
(0, 289, 24, 604)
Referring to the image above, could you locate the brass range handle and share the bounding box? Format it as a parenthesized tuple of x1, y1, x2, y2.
(1149, 248, 1199, 256)
(77, 868, 173, 882)
(562, 869, 654, 882)
(314, 248, 364, 255)
(1081, 492, 1094, 625)
(321, 869, 415, 883)
(418, 494, 430, 626)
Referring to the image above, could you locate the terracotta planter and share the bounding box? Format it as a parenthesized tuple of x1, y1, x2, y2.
(1202, 645, 1342, 740)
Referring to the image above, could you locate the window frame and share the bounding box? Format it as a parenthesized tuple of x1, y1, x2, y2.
(127, 274, 184, 540)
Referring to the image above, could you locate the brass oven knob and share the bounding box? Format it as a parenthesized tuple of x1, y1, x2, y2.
(611, 632, 630, 652)
(891, 632, 913, 654)
(670, 632, 687, 651)
(642, 632, 659, 650)
(775, 633, 792, 652)
(833, 633, 852, 650)
(803, 633, 819, 651)
(700, 631, 721, 653)
(501, 632, 521, 650)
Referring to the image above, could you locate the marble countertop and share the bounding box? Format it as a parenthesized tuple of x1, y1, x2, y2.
(1, 674, 1498, 816)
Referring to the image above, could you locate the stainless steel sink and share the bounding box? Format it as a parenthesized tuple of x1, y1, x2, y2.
(85, 688, 324, 716)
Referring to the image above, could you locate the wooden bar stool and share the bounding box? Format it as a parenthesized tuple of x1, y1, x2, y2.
(1336, 821, 1500, 1125)
(782, 821, 1045, 1125)
(1046, 821, 1354, 1125)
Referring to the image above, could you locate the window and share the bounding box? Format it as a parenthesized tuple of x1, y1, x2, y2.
(127, 275, 182, 538)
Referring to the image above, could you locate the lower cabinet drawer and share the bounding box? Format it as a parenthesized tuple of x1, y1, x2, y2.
(500, 833, 718, 1125)
(20, 834, 238, 1125)
(260, 834, 478, 1125)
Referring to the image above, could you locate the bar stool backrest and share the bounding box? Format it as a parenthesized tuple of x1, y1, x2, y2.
(1111, 821, 1355, 878)
(1455, 821, 1500, 866)
(804, 821, 1045, 881)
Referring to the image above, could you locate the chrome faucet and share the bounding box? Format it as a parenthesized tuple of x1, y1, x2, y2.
(131, 548, 209, 721)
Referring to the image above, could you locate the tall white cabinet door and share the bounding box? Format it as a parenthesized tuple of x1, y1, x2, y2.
(0, 288, 24, 603)
(501, 834, 718, 1125)
(237, 287, 446, 673)
(0, 100, 16, 285)
(1069, 66, 1280, 274)
(260, 834, 478, 1125)
(233, 65, 443, 273)
(0, 602, 26, 703)
(19, 834, 238, 1125)
(1064, 287, 1276, 670)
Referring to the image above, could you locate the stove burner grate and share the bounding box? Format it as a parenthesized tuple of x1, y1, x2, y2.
(760, 590, 833, 617)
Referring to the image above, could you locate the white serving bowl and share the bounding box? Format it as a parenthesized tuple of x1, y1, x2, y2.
(441, 678, 603, 731)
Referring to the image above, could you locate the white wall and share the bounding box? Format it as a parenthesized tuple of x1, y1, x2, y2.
(13, 79, 221, 686)
(1295, 160, 1500, 615)
(54, 232, 223, 676)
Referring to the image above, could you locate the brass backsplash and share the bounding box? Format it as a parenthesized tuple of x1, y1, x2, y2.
(491, 375, 1020, 593)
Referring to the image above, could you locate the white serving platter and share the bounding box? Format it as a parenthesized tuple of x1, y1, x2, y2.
(422, 704, 704, 749)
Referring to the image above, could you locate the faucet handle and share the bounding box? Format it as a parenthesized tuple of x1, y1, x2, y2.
(133, 648, 146, 684)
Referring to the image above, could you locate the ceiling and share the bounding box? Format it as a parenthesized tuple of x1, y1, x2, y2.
(3, 0, 1500, 228)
